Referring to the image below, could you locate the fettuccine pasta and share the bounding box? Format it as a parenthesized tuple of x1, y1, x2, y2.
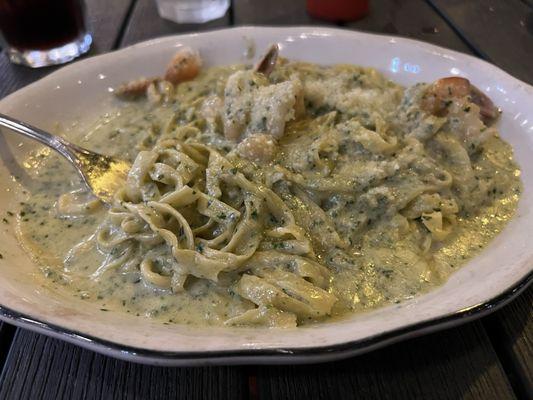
(16, 51, 521, 328)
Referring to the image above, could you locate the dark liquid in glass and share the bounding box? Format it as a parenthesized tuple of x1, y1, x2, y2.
(0, 0, 86, 50)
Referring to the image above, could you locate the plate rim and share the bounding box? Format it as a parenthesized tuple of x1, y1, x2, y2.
(2, 26, 532, 108)
(0, 26, 531, 365)
(0, 272, 530, 365)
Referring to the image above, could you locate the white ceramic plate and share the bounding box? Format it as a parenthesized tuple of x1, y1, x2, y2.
(0, 27, 531, 366)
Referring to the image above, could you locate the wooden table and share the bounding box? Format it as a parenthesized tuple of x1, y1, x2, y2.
(0, 1, 531, 398)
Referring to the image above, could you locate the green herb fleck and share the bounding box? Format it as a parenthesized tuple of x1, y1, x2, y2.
(381, 269, 393, 278)
(196, 243, 204, 253)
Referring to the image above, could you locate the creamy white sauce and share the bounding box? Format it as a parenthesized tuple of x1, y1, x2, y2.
(15, 62, 522, 327)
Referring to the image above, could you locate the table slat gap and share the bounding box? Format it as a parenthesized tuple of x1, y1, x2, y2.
(427, 0, 533, 84)
(112, 0, 139, 50)
(344, 0, 471, 54)
(424, 0, 491, 60)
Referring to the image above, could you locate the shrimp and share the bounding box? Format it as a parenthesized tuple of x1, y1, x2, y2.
(221, 44, 305, 142)
(421, 77, 499, 125)
(469, 85, 500, 124)
(164, 47, 202, 85)
(146, 79, 174, 104)
(115, 47, 202, 100)
(236, 134, 277, 163)
(114, 77, 158, 99)
(116, 78, 174, 103)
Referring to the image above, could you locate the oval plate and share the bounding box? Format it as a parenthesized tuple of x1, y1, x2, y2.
(0, 27, 531, 366)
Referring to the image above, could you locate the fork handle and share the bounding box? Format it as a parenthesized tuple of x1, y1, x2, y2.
(0, 112, 80, 166)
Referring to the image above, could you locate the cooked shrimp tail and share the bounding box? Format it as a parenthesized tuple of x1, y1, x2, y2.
(114, 77, 158, 99)
(469, 85, 500, 124)
(254, 44, 279, 77)
(115, 47, 202, 100)
(421, 77, 500, 125)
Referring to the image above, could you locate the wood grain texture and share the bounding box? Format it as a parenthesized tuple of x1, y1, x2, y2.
(0, 0, 133, 98)
(345, 0, 471, 53)
(120, 0, 230, 47)
(0, 322, 16, 371)
(0, 329, 247, 400)
(233, 0, 328, 25)
(255, 322, 516, 400)
(428, 0, 533, 83)
(485, 287, 533, 399)
(233, 0, 471, 53)
(85, 0, 135, 53)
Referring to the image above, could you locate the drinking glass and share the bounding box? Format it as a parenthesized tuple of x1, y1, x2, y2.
(155, 0, 229, 24)
(0, 0, 92, 68)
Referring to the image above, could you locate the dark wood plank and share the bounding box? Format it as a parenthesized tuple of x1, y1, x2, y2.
(233, 0, 328, 25)
(0, 322, 16, 371)
(0, 57, 53, 98)
(255, 322, 516, 400)
(85, 0, 135, 54)
(233, 0, 471, 53)
(120, 0, 230, 47)
(485, 287, 533, 399)
(345, 0, 471, 53)
(0, 330, 247, 400)
(428, 0, 533, 84)
(0, 0, 133, 98)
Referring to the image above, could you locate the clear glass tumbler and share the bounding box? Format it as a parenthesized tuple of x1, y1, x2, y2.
(156, 0, 229, 24)
(0, 0, 92, 68)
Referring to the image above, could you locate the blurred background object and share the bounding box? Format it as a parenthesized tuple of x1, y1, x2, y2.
(0, 0, 91, 68)
(307, 0, 369, 22)
(155, 0, 229, 23)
